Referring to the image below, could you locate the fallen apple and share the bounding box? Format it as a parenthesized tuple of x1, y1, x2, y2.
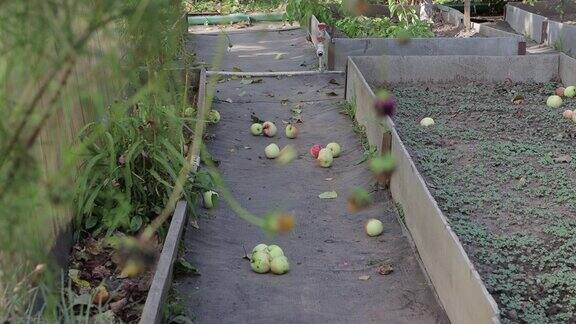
(547, 95, 563, 108)
(326, 142, 341, 158)
(251, 123, 263, 135)
(563, 110, 574, 120)
(565, 86, 576, 98)
(267, 245, 284, 259)
(203, 191, 219, 209)
(317, 148, 334, 168)
(265, 143, 280, 159)
(285, 124, 298, 139)
(250, 251, 270, 273)
(207, 110, 221, 124)
(252, 244, 268, 255)
(263, 121, 277, 137)
(365, 219, 384, 237)
(420, 117, 435, 127)
(270, 256, 290, 275)
(310, 144, 322, 159)
(556, 87, 566, 97)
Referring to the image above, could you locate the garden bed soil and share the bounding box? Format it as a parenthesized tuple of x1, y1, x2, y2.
(510, 1, 576, 23)
(374, 80, 576, 322)
(173, 73, 448, 322)
(67, 235, 161, 322)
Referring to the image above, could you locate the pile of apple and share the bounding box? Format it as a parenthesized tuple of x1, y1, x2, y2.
(250, 244, 290, 275)
(548, 86, 576, 123)
(309, 142, 341, 168)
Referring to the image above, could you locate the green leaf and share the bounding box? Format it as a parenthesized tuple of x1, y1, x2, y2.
(130, 215, 143, 232)
(175, 258, 200, 276)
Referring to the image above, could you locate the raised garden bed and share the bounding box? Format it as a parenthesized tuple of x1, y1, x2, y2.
(345, 53, 576, 323)
(509, 1, 576, 23)
(310, 4, 525, 70)
(506, 1, 576, 56)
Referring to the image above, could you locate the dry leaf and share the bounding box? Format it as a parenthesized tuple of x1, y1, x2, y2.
(359, 275, 370, 281)
(553, 154, 572, 163)
(92, 286, 110, 305)
(377, 264, 394, 275)
(319, 191, 338, 199)
(512, 94, 525, 105)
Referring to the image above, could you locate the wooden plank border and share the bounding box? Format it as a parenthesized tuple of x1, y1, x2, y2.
(140, 68, 207, 324)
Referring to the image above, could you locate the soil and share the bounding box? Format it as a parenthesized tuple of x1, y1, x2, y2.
(510, 1, 576, 23)
(375, 80, 576, 323)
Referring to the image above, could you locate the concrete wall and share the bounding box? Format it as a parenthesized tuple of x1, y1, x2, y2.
(345, 57, 502, 324)
(352, 55, 559, 84)
(506, 3, 576, 56)
(435, 4, 463, 27)
(560, 53, 576, 86)
(330, 37, 523, 70)
(506, 4, 547, 43)
(548, 20, 576, 56)
(436, 4, 523, 39)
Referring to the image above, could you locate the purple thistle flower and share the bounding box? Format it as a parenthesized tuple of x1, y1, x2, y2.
(373, 90, 396, 117)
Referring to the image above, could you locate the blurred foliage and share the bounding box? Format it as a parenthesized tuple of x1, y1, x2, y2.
(0, 0, 197, 320)
(185, 0, 285, 13)
(335, 15, 433, 37)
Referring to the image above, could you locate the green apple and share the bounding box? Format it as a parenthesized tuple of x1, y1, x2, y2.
(365, 219, 384, 237)
(270, 256, 290, 275)
(326, 142, 341, 158)
(285, 125, 298, 139)
(564, 86, 576, 98)
(251, 123, 263, 135)
(267, 245, 284, 259)
(317, 148, 333, 168)
(547, 95, 563, 108)
(265, 143, 280, 159)
(250, 251, 270, 273)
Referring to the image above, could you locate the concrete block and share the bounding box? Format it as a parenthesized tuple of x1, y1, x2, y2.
(332, 37, 523, 70)
(351, 55, 559, 84)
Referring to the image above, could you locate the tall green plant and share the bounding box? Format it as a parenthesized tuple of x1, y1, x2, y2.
(0, 0, 189, 320)
(75, 101, 200, 237)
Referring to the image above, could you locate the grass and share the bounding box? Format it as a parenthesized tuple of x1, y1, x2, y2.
(342, 101, 378, 162)
(388, 80, 576, 323)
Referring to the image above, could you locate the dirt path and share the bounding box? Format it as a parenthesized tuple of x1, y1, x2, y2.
(175, 24, 448, 323)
